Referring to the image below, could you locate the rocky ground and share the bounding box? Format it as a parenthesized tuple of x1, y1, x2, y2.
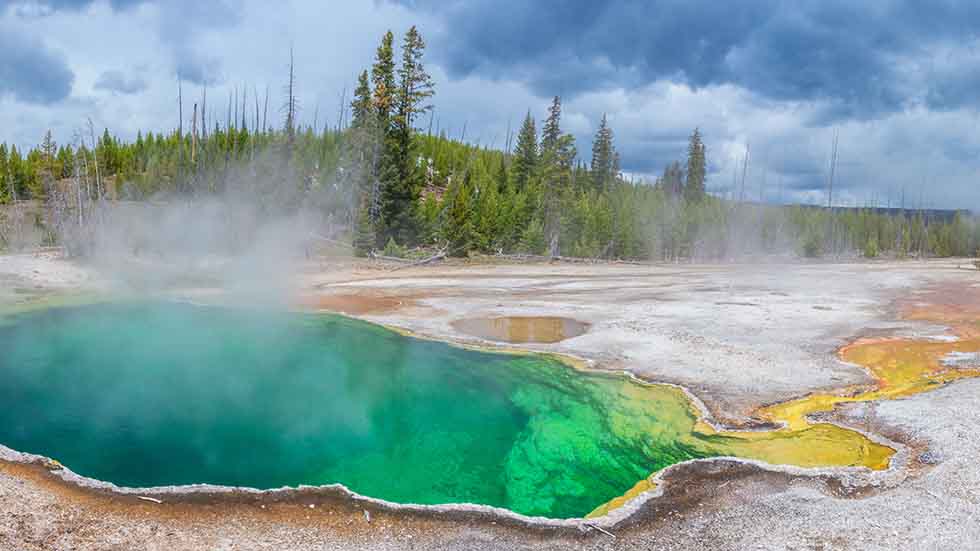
(1, 252, 979, 550)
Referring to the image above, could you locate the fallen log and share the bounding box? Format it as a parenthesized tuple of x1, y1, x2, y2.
(388, 250, 447, 271)
(369, 252, 414, 263)
(489, 252, 644, 265)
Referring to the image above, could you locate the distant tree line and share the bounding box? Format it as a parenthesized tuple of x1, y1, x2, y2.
(1, 26, 977, 260)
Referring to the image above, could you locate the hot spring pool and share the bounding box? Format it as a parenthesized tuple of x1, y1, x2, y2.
(0, 302, 895, 519)
(0, 302, 722, 518)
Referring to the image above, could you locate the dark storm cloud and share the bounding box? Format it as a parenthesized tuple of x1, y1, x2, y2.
(94, 70, 147, 94)
(0, 24, 73, 104)
(401, 0, 980, 116)
(617, 134, 690, 175)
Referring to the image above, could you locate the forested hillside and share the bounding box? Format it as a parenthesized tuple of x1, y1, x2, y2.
(1, 27, 977, 260)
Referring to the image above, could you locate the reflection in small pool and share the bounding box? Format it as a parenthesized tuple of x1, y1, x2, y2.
(452, 316, 589, 343)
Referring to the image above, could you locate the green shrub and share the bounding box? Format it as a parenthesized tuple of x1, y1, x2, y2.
(383, 237, 404, 258)
(863, 236, 879, 259)
(801, 233, 822, 258)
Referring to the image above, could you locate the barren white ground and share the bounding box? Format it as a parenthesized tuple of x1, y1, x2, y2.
(307, 259, 971, 421)
(1, 252, 978, 550)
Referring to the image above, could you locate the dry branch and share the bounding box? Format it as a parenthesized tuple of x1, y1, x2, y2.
(388, 250, 447, 271)
(584, 523, 616, 538)
(489, 252, 643, 265)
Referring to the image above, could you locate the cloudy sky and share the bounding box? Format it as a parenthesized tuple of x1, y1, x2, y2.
(2, 0, 979, 210)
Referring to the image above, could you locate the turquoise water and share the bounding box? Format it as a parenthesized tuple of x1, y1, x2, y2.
(0, 302, 714, 518)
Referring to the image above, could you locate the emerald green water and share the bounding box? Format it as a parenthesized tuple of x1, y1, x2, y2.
(0, 302, 716, 518)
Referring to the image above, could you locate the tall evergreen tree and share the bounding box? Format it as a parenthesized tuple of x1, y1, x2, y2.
(590, 113, 616, 190)
(538, 95, 576, 256)
(396, 26, 435, 133)
(352, 194, 377, 257)
(348, 71, 376, 197)
(8, 146, 22, 201)
(0, 143, 8, 203)
(684, 127, 706, 203)
(350, 70, 373, 129)
(541, 96, 562, 152)
(510, 111, 537, 191)
(369, 31, 397, 240)
(444, 169, 477, 256)
(371, 31, 396, 125)
(40, 131, 57, 173)
(56, 145, 74, 179)
(378, 26, 434, 245)
(660, 161, 684, 197)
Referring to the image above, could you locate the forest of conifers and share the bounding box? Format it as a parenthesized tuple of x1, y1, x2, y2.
(1, 27, 977, 260)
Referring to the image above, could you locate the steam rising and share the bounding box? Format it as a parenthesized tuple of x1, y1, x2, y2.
(60, 151, 341, 303)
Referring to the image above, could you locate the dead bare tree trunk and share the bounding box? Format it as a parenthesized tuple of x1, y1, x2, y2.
(201, 86, 207, 141)
(263, 84, 270, 134)
(87, 118, 102, 201)
(253, 85, 260, 161)
(284, 46, 297, 156)
(826, 128, 839, 257)
(177, 75, 184, 192)
(191, 102, 198, 167)
(336, 85, 347, 132)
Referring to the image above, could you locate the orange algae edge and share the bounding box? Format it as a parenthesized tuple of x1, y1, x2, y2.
(587, 477, 656, 518)
(591, 297, 980, 518)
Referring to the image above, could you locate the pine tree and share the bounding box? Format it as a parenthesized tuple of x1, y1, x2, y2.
(0, 143, 8, 203)
(369, 30, 397, 243)
(346, 69, 379, 234)
(40, 131, 57, 177)
(371, 31, 396, 125)
(378, 26, 435, 245)
(519, 217, 546, 255)
(661, 161, 684, 197)
(444, 170, 476, 256)
(473, 159, 500, 251)
(396, 26, 435, 133)
(8, 146, 22, 201)
(415, 191, 441, 245)
(541, 96, 562, 152)
(590, 113, 616, 190)
(510, 111, 537, 191)
(684, 128, 706, 203)
(353, 195, 377, 257)
(350, 70, 373, 129)
(538, 95, 575, 256)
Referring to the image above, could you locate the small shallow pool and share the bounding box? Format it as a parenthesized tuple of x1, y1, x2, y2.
(451, 316, 590, 344)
